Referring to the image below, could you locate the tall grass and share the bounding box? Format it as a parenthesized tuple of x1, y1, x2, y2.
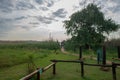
(0, 40, 60, 50)
(0, 40, 59, 68)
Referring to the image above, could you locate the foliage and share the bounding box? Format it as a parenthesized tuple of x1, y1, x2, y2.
(64, 3, 119, 46)
(0, 48, 50, 68)
(0, 40, 60, 50)
(0, 45, 120, 80)
(64, 38, 78, 51)
(105, 38, 120, 46)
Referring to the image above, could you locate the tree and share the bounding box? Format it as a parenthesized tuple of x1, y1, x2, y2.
(64, 3, 119, 46)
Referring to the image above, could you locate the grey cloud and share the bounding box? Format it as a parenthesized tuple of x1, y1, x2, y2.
(114, 0, 120, 3)
(95, 0, 120, 13)
(52, 8, 67, 18)
(0, 23, 15, 37)
(0, 0, 15, 12)
(35, 16, 57, 24)
(73, 5, 79, 10)
(0, 25, 12, 32)
(107, 6, 120, 13)
(0, 17, 36, 37)
(14, 16, 27, 20)
(36, 16, 52, 24)
(79, 0, 94, 8)
(35, 0, 58, 7)
(39, 7, 49, 11)
(96, 0, 120, 13)
(78, 0, 120, 14)
(21, 26, 32, 30)
(0, 32, 8, 37)
(0, 0, 36, 12)
(29, 22, 39, 25)
(79, 0, 87, 6)
(0, 18, 23, 33)
(112, 7, 120, 13)
(0, 32, 9, 37)
(0, 18, 13, 23)
(110, 0, 120, 13)
(35, 0, 43, 4)
(16, 1, 35, 10)
(46, 1, 54, 7)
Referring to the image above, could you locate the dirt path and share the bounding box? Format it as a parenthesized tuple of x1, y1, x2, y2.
(61, 47, 112, 64)
(61, 47, 79, 56)
(61, 47, 68, 54)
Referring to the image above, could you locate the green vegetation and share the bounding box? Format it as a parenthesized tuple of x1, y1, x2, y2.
(64, 3, 119, 47)
(0, 42, 58, 80)
(0, 2, 120, 80)
(0, 41, 59, 80)
(0, 40, 60, 50)
(0, 42, 120, 80)
(0, 40, 59, 68)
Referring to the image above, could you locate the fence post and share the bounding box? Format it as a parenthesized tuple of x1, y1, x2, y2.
(53, 63, 56, 75)
(79, 46, 82, 59)
(102, 46, 106, 65)
(112, 62, 116, 80)
(117, 46, 120, 58)
(81, 61, 84, 77)
(37, 68, 40, 80)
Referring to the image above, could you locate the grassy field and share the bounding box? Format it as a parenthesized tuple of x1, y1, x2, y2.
(0, 43, 120, 80)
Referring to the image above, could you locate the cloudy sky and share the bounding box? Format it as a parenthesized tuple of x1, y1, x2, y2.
(0, 0, 120, 41)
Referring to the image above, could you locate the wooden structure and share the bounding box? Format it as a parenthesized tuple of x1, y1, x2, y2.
(117, 46, 120, 58)
(102, 46, 106, 65)
(51, 59, 120, 80)
(79, 46, 82, 59)
(20, 63, 56, 80)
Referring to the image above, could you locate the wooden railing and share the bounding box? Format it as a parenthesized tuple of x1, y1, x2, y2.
(51, 59, 120, 80)
(20, 59, 120, 80)
(20, 62, 56, 80)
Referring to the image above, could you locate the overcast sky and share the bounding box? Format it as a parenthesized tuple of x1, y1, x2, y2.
(0, 0, 120, 41)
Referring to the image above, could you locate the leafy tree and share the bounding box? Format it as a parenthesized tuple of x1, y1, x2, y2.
(64, 3, 119, 46)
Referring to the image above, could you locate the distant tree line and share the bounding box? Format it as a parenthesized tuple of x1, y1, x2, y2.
(0, 40, 60, 50)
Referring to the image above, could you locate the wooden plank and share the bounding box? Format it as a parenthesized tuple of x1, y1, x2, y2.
(81, 61, 84, 77)
(20, 70, 38, 80)
(79, 46, 82, 59)
(102, 46, 106, 65)
(53, 63, 56, 75)
(117, 46, 120, 58)
(43, 63, 56, 72)
(37, 70, 40, 80)
(51, 59, 112, 67)
(51, 59, 82, 63)
(112, 63, 117, 80)
(20, 63, 56, 80)
(84, 63, 112, 67)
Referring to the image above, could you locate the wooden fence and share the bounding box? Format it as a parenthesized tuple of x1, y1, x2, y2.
(79, 46, 120, 64)
(51, 59, 120, 80)
(20, 59, 120, 80)
(20, 62, 56, 80)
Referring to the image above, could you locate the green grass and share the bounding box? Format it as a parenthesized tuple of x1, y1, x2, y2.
(0, 40, 60, 50)
(0, 48, 50, 68)
(0, 44, 120, 80)
(40, 56, 120, 80)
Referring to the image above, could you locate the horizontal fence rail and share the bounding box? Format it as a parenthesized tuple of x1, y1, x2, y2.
(84, 63, 112, 67)
(20, 62, 56, 80)
(51, 59, 120, 80)
(20, 69, 40, 80)
(20, 59, 120, 80)
(43, 63, 55, 71)
(51, 59, 83, 63)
